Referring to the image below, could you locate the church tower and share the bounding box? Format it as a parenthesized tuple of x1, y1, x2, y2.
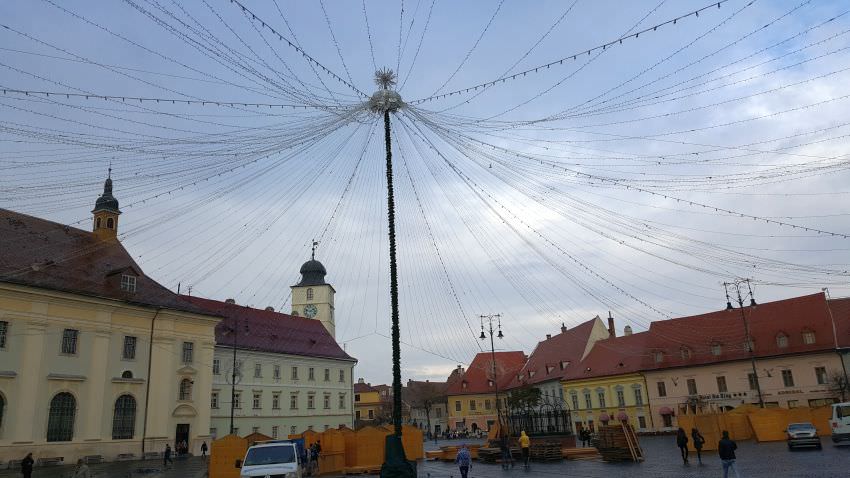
(291, 242, 336, 338)
(92, 169, 121, 240)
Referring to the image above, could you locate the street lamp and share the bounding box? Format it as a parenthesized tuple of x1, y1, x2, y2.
(480, 314, 504, 431)
(724, 279, 764, 408)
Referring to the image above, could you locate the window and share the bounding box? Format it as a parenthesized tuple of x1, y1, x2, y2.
(355, 410, 361, 420)
(815, 366, 828, 385)
(802, 331, 816, 345)
(597, 392, 606, 408)
(653, 351, 663, 363)
(355, 394, 361, 402)
(290, 393, 298, 410)
(253, 393, 261, 409)
(47, 392, 76, 442)
(0, 321, 7, 348)
(484, 399, 491, 410)
(307, 288, 314, 301)
(776, 333, 788, 348)
(686, 378, 698, 396)
(120, 274, 136, 293)
(717, 376, 728, 393)
(179, 379, 193, 400)
(234, 391, 241, 409)
(106, 217, 115, 229)
(616, 390, 625, 408)
(254, 363, 262, 378)
(455, 401, 461, 412)
(291, 366, 299, 380)
(782, 369, 795, 387)
(96, 217, 101, 228)
(181, 342, 194, 364)
(662, 415, 673, 428)
(634, 388, 643, 406)
(711, 343, 722, 356)
(680, 347, 691, 360)
(469, 400, 476, 411)
(656, 381, 667, 398)
(637, 416, 647, 429)
(339, 370, 345, 382)
(308, 394, 315, 409)
(272, 393, 280, 410)
(368, 410, 374, 419)
(787, 400, 799, 408)
(436, 408, 442, 418)
(121, 370, 133, 379)
(339, 393, 346, 409)
(233, 428, 239, 436)
(213, 359, 220, 375)
(211, 392, 219, 409)
(274, 365, 281, 380)
(111, 394, 136, 439)
(324, 368, 330, 381)
(61, 329, 78, 355)
(122, 336, 137, 360)
(748, 372, 758, 391)
(272, 426, 279, 439)
(324, 394, 331, 409)
(571, 394, 579, 410)
(584, 392, 592, 409)
(308, 367, 315, 381)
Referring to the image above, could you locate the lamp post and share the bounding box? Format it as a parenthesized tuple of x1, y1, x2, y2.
(480, 314, 504, 430)
(725, 279, 764, 408)
(224, 319, 244, 435)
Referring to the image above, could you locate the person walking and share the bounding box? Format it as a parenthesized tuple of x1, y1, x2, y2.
(691, 427, 705, 465)
(201, 441, 208, 461)
(499, 433, 513, 470)
(20, 452, 34, 478)
(163, 443, 173, 469)
(719, 430, 741, 478)
(519, 430, 531, 469)
(72, 459, 91, 478)
(455, 444, 472, 478)
(676, 427, 689, 464)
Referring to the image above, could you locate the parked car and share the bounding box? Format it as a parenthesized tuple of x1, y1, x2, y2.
(831, 401, 850, 444)
(786, 422, 821, 450)
(236, 440, 302, 478)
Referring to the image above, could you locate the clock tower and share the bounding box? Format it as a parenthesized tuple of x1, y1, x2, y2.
(291, 242, 336, 338)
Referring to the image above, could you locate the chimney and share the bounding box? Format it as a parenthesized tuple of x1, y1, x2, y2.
(623, 325, 633, 336)
(265, 306, 274, 312)
(357, 377, 365, 384)
(607, 311, 616, 338)
(546, 334, 552, 340)
(561, 323, 567, 333)
(225, 298, 236, 304)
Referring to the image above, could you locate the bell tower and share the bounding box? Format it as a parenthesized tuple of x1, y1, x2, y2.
(291, 241, 336, 338)
(92, 168, 121, 240)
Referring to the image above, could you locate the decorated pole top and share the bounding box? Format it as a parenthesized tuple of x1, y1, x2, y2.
(369, 68, 403, 113)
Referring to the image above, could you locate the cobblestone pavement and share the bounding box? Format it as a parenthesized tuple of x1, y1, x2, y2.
(418, 436, 850, 478)
(0, 456, 207, 478)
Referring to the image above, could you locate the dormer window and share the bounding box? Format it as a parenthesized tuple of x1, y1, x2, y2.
(711, 343, 722, 356)
(776, 333, 789, 348)
(528, 371, 535, 378)
(802, 330, 816, 345)
(461, 381, 468, 389)
(654, 351, 664, 363)
(560, 361, 569, 370)
(546, 365, 555, 374)
(120, 274, 137, 293)
(680, 347, 691, 360)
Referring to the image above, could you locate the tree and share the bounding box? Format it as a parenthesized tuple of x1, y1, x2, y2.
(829, 370, 849, 402)
(506, 386, 541, 411)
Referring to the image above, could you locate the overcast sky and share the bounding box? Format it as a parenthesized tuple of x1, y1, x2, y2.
(2, 0, 849, 384)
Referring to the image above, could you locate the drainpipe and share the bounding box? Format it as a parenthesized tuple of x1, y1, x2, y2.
(141, 308, 162, 457)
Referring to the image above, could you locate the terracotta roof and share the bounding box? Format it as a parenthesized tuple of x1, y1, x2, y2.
(508, 317, 606, 388)
(828, 297, 850, 348)
(562, 331, 651, 381)
(446, 351, 527, 395)
(353, 382, 377, 393)
(182, 295, 355, 362)
(0, 209, 212, 316)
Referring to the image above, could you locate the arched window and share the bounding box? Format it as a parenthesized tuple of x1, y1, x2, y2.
(121, 370, 133, 379)
(95, 217, 102, 229)
(106, 217, 114, 229)
(112, 395, 136, 439)
(306, 288, 314, 301)
(47, 392, 76, 442)
(776, 333, 789, 348)
(179, 379, 193, 401)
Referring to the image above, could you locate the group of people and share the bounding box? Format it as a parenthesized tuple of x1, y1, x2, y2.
(577, 428, 594, 447)
(676, 427, 741, 477)
(19, 453, 90, 478)
(457, 430, 532, 477)
(301, 440, 322, 475)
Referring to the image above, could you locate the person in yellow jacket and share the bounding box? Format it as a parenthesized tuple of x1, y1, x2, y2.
(519, 431, 531, 468)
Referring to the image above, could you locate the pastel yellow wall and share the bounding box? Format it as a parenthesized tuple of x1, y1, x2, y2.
(562, 373, 651, 432)
(447, 393, 500, 431)
(354, 390, 381, 421)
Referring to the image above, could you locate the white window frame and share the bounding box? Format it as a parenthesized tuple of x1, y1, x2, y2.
(120, 274, 137, 293)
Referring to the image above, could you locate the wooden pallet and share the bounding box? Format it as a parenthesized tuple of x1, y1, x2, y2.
(562, 447, 602, 461)
(596, 424, 644, 462)
(343, 465, 381, 475)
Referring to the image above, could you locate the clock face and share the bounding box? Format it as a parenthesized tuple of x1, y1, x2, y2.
(304, 304, 318, 318)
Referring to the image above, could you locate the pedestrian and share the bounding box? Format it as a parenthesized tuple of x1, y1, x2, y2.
(201, 441, 208, 460)
(519, 430, 531, 468)
(676, 427, 689, 464)
(73, 459, 91, 478)
(455, 444, 472, 478)
(581, 428, 589, 447)
(719, 430, 741, 478)
(310, 441, 321, 475)
(20, 452, 34, 478)
(499, 433, 513, 470)
(163, 443, 173, 469)
(691, 427, 705, 465)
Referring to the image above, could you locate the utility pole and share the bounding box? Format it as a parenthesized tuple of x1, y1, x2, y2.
(370, 68, 414, 478)
(725, 279, 764, 408)
(480, 314, 504, 432)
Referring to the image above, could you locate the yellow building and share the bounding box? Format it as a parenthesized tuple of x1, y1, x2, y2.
(561, 331, 652, 433)
(0, 176, 221, 464)
(353, 379, 383, 424)
(446, 352, 527, 433)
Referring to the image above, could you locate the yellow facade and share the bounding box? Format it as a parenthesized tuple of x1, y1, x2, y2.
(354, 390, 381, 422)
(561, 373, 652, 433)
(447, 393, 500, 432)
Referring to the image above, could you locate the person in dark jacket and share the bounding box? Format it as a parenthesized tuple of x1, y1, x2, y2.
(691, 427, 705, 464)
(718, 431, 740, 478)
(455, 444, 472, 478)
(676, 427, 689, 464)
(201, 441, 208, 460)
(163, 444, 173, 469)
(20, 453, 34, 478)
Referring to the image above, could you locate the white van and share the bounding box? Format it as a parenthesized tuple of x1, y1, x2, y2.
(236, 440, 302, 478)
(830, 402, 850, 444)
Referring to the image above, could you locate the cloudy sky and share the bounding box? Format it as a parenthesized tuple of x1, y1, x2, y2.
(2, 0, 849, 384)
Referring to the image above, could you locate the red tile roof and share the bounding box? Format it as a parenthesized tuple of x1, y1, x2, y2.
(508, 318, 604, 388)
(562, 330, 651, 381)
(828, 297, 850, 348)
(0, 209, 212, 316)
(182, 295, 355, 362)
(353, 382, 378, 393)
(446, 351, 527, 395)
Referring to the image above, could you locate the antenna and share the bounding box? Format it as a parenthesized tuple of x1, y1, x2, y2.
(311, 239, 319, 260)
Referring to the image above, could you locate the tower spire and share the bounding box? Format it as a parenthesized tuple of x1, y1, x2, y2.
(92, 168, 121, 239)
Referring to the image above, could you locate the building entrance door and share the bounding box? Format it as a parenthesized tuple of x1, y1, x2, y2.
(175, 423, 190, 455)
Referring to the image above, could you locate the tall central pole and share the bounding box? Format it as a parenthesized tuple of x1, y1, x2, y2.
(384, 107, 403, 437)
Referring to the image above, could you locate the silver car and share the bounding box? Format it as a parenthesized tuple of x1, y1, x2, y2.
(786, 422, 821, 450)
